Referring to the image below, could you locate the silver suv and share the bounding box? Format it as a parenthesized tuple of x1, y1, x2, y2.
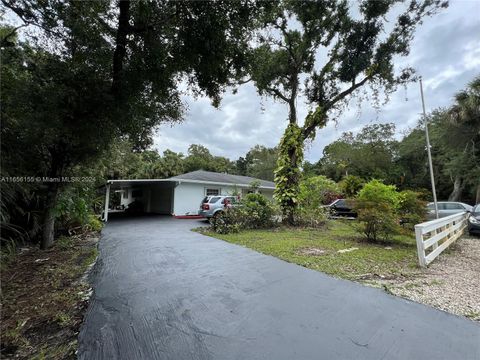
(198, 195, 238, 219)
(426, 201, 472, 219)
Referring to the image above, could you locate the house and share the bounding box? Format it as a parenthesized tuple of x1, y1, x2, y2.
(103, 170, 275, 221)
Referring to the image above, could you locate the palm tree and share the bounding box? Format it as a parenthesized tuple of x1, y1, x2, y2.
(447, 76, 480, 203)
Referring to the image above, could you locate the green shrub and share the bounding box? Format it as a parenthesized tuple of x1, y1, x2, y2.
(357, 180, 401, 209)
(294, 206, 328, 228)
(398, 190, 427, 228)
(210, 193, 278, 234)
(340, 175, 365, 197)
(210, 208, 244, 234)
(87, 215, 103, 232)
(299, 175, 342, 207)
(55, 184, 103, 234)
(355, 203, 400, 242)
(241, 193, 277, 229)
(354, 180, 401, 242)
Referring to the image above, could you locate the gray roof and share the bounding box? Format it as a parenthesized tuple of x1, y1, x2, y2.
(167, 170, 275, 189)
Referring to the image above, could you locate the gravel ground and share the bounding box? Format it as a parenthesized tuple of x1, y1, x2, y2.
(382, 235, 480, 321)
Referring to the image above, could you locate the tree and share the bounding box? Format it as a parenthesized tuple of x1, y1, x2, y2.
(1, 0, 271, 248)
(320, 123, 399, 182)
(445, 76, 480, 202)
(246, 0, 446, 223)
(236, 145, 278, 181)
(183, 145, 235, 173)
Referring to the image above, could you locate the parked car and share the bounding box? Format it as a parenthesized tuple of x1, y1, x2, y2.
(198, 195, 239, 219)
(324, 199, 356, 218)
(426, 201, 472, 220)
(468, 204, 480, 236)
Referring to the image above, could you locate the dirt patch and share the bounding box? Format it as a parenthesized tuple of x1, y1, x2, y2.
(296, 247, 329, 256)
(365, 235, 480, 321)
(1, 232, 99, 359)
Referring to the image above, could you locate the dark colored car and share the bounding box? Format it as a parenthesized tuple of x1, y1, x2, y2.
(468, 204, 480, 236)
(325, 199, 356, 218)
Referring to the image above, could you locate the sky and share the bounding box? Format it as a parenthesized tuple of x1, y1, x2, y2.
(153, 0, 480, 162)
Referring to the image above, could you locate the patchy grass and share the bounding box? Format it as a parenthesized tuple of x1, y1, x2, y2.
(1, 233, 99, 359)
(201, 220, 418, 280)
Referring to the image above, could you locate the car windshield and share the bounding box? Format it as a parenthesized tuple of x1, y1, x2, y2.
(201, 197, 209, 204)
(474, 204, 480, 212)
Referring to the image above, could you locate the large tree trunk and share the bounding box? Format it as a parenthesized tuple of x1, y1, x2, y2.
(41, 183, 60, 249)
(41, 144, 67, 249)
(448, 176, 463, 201)
(277, 99, 302, 225)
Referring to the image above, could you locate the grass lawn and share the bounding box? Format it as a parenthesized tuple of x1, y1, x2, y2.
(202, 220, 419, 281)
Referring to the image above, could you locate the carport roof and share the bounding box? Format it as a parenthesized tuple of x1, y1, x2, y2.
(107, 170, 275, 189)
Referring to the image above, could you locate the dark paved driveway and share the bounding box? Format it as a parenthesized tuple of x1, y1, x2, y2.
(79, 216, 480, 360)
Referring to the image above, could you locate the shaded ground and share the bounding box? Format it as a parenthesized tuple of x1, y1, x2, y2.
(0, 233, 98, 359)
(79, 217, 479, 360)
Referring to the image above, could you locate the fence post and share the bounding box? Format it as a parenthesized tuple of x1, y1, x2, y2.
(415, 225, 427, 267)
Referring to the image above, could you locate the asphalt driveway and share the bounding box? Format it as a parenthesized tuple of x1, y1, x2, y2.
(78, 216, 480, 360)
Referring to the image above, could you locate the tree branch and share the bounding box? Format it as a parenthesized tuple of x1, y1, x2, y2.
(326, 75, 372, 109)
(302, 75, 373, 140)
(266, 87, 289, 103)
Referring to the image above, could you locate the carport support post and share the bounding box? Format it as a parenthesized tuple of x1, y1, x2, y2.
(104, 183, 110, 222)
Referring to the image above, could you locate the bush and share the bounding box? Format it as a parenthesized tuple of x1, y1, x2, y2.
(340, 175, 365, 197)
(299, 175, 342, 207)
(55, 184, 103, 234)
(398, 190, 427, 228)
(354, 180, 401, 242)
(357, 180, 401, 208)
(87, 215, 103, 232)
(294, 206, 328, 228)
(210, 193, 278, 234)
(210, 207, 244, 234)
(241, 193, 277, 228)
(355, 203, 400, 242)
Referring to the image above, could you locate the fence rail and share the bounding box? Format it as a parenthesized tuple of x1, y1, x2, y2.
(414, 212, 468, 267)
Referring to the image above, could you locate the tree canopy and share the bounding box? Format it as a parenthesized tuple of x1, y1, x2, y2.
(245, 0, 447, 223)
(0, 0, 272, 248)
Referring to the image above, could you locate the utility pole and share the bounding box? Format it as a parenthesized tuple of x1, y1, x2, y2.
(419, 77, 439, 219)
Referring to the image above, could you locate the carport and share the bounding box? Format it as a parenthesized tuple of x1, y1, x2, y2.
(102, 170, 276, 221)
(103, 179, 176, 221)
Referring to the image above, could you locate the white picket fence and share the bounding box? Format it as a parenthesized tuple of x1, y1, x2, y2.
(414, 212, 469, 267)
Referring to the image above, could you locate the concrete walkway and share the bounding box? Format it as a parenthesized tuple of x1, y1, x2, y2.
(78, 216, 480, 360)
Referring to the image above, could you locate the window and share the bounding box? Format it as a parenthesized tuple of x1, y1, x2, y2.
(222, 197, 238, 204)
(206, 188, 220, 196)
(444, 203, 464, 210)
(209, 197, 221, 203)
(335, 199, 346, 207)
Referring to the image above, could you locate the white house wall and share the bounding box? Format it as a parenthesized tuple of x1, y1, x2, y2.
(173, 182, 274, 216)
(259, 189, 274, 200)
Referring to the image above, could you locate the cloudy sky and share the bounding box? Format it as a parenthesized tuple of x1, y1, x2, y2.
(154, 1, 480, 162)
